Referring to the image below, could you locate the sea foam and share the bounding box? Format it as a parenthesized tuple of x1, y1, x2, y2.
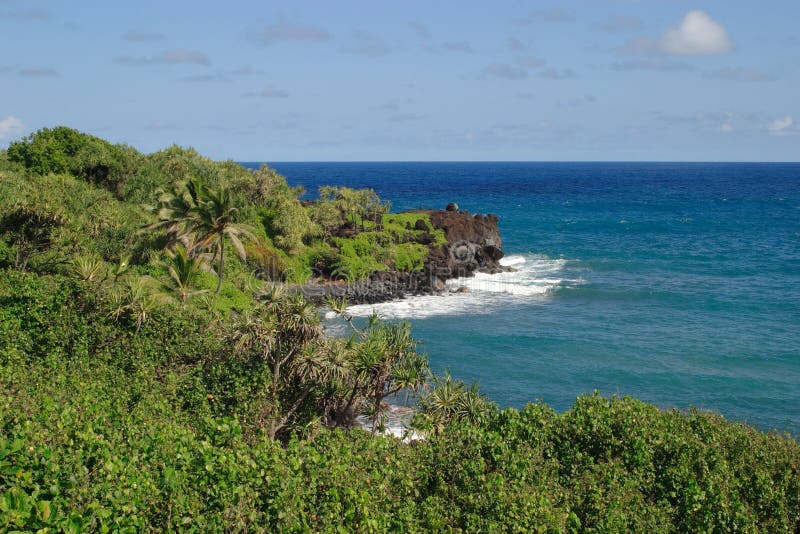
(499, 254, 527, 267)
(344, 254, 582, 319)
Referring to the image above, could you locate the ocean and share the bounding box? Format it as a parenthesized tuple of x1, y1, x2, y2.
(244, 162, 800, 436)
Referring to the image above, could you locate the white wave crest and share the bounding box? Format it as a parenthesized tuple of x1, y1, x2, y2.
(344, 253, 583, 320)
(499, 254, 527, 267)
(447, 271, 562, 296)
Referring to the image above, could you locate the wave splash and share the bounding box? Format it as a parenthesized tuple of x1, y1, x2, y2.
(345, 253, 583, 319)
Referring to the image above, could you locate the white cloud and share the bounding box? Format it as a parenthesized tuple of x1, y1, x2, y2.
(18, 66, 60, 77)
(409, 21, 430, 40)
(387, 113, 427, 123)
(612, 58, 695, 72)
(0, 7, 49, 21)
(480, 63, 528, 80)
(441, 41, 473, 54)
(508, 38, 526, 51)
(254, 23, 331, 46)
(516, 56, 545, 69)
(162, 50, 208, 65)
(115, 49, 211, 66)
(0, 116, 24, 139)
(768, 116, 795, 136)
(652, 111, 760, 136)
(540, 67, 576, 80)
(244, 86, 290, 98)
(707, 67, 776, 82)
(0, 65, 60, 77)
(343, 31, 390, 57)
(660, 11, 732, 56)
(562, 95, 598, 108)
(183, 73, 229, 83)
(516, 8, 574, 24)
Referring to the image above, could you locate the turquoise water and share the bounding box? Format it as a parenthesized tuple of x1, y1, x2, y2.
(249, 162, 800, 435)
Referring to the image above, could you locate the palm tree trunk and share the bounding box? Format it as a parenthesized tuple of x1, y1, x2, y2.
(215, 235, 224, 294)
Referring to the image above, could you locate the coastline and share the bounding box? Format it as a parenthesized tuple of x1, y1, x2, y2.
(290, 206, 512, 305)
(3, 129, 800, 529)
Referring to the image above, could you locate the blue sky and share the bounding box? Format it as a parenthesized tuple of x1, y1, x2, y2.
(1, 0, 799, 161)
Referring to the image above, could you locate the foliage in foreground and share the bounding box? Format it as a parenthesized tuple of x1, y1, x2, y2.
(3, 360, 799, 531)
(1, 270, 799, 532)
(1, 127, 799, 532)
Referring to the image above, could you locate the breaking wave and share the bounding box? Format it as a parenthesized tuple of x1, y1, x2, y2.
(344, 254, 584, 319)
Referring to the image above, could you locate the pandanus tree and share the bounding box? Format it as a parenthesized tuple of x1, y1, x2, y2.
(107, 275, 162, 334)
(229, 290, 432, 439)
(357, 321, 429, 433)
(325, 297, 430, 432)
(413, 373, 493, 435)
(230, 290, 331, 440)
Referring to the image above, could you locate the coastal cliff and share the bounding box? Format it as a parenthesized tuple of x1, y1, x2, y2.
(298, 204, 507, 304)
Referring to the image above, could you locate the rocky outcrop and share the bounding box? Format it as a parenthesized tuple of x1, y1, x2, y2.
(296, 204, 507, 305)
(422, 209, 505, 280)
(296, 271, 432, 305)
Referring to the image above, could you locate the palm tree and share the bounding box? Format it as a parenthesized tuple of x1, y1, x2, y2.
(147, 180, 257, 295)
(144, 183, 194, 247)
(163, 243, 213, 303)
(185, 181, 257, 294)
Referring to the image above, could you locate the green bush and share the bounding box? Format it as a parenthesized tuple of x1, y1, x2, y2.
(383, 212, 447, 247)
(0, 171, 151, 267)
(2, 268, 799, 532)
(332, 237, 388, 281)
(2, 127, 799, 532)
(7, 126, 141, 197)
(392, 242, 429, 272)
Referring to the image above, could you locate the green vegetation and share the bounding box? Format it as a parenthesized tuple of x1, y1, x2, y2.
(6, 127, 140, 198)
(2, 126, 444, 289)
(1, 127, 799, 531)
(148, 179, 258, 294)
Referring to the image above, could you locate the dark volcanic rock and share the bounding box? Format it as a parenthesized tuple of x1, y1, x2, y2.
(423, 209, 504, 278)
(428, 211, 502, 248)
(415, 231, 435, 245)
(295, 205, 508, 305)
(295, 271, 431, 305)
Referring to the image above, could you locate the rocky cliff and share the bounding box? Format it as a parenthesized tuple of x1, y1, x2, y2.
(298, 204, 507, 304)
(422, 208, 505, 288)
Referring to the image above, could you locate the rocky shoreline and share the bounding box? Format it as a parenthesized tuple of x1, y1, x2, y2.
(294, 204, 510, 305)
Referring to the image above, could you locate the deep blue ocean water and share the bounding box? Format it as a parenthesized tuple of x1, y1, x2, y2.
(244, 162, 800, 436)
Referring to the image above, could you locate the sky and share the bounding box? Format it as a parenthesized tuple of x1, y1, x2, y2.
(1, 0, 799, 161)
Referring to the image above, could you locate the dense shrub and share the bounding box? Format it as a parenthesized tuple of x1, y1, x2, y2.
(7, 126, 141, 197)
(2, 128, 799, 531)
